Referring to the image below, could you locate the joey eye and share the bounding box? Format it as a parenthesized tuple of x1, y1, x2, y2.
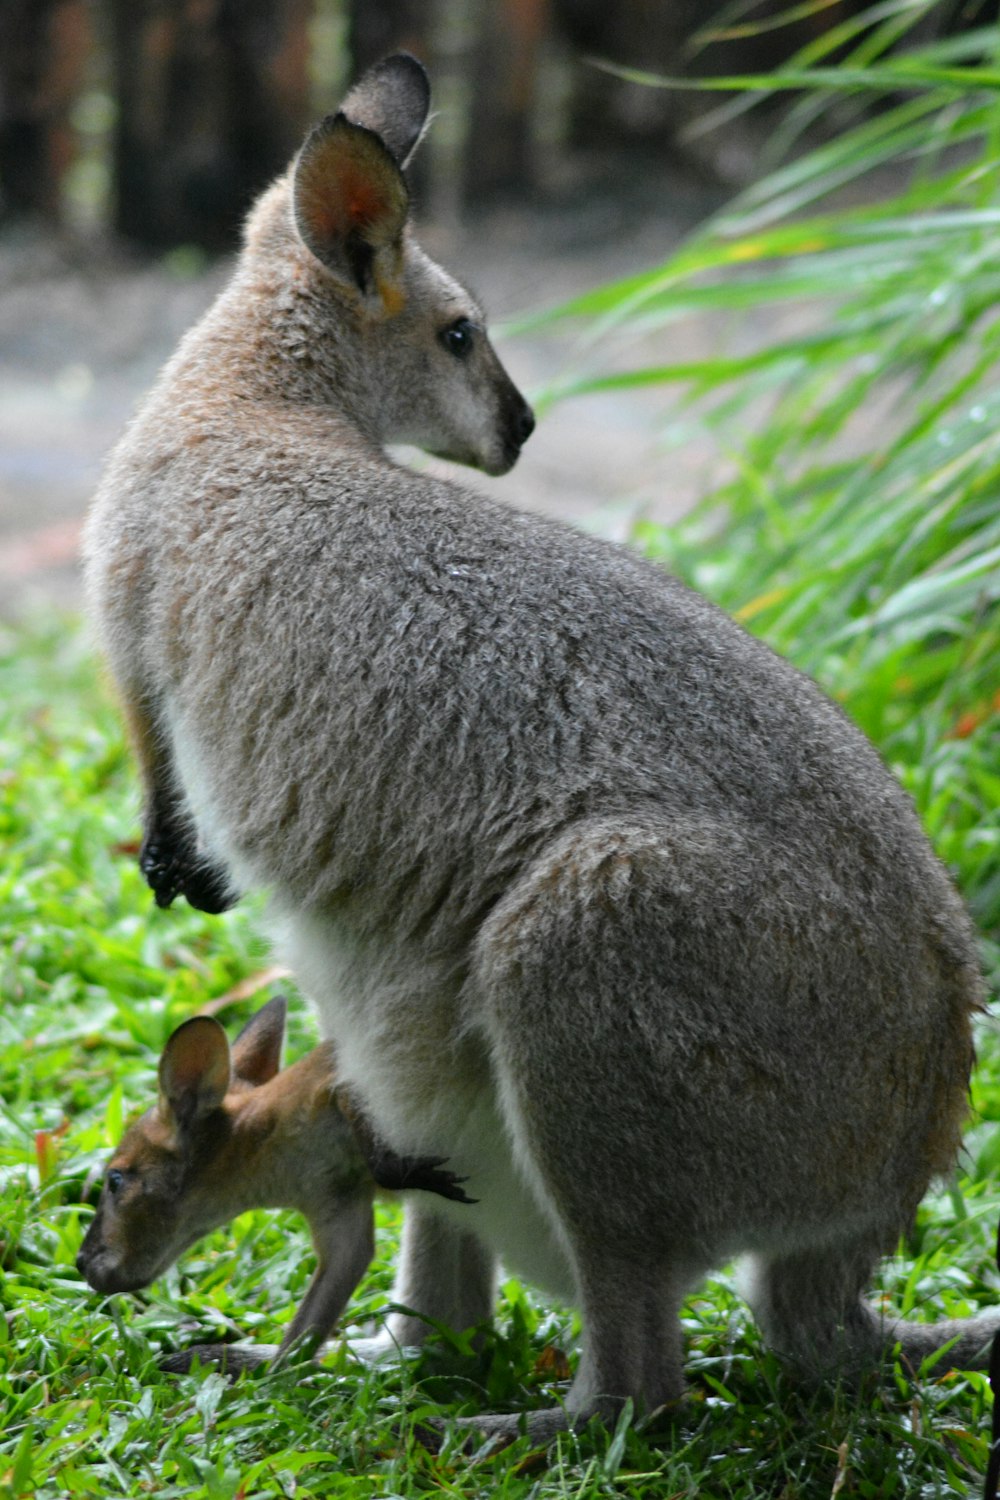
(440, 318, 475, 359)
(106, 1168, 125, 1195)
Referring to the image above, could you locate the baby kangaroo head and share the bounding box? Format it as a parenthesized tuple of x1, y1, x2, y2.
(262, 53, 534, 474)
(76, 997, 324, 1294)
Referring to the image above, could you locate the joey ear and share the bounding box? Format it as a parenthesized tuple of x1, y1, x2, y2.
(293, 114, 408, 303)
(158, 1017, 231, 1129)
(338, 53, 430, 168)
(231, 995, 287, 1086)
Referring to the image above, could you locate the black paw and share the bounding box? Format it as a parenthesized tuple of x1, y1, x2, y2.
(140, 832, 239, 914)
(180, 857, 240, 915)
(373, 1150, 476, 1204)
(139, 835, 185, 909)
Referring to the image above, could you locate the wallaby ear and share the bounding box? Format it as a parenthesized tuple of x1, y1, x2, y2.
(338, 52, 430, 169)
(292, 113, 408, 303)
(158, 1016, 231, 1129)
(231, 995, 287, 1086)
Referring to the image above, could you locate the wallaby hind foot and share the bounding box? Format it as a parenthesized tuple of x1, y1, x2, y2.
(745, 1242, 1000, 1380)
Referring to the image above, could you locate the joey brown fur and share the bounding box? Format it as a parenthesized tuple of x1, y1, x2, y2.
(84, 53, 993, 1442)
(77, 996, 470, 1372)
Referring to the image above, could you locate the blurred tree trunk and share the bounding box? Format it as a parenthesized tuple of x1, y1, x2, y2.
(109, 0, 312, 250)
(554, 0, 866, 159)
(463, 0, 547, 205)
(0, 0, 89, 224)
(346, 0, 435, 200)
(348, 0, 434, 73)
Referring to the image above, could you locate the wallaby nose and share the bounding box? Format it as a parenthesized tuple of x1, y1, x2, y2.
(515, 402, 535, 447)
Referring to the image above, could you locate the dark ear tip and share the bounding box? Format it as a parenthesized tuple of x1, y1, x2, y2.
(261, 993, 288, 1023)
(382, 51, 430, 101)
(298, 109, 404, 173)
(299, 109, 363, 151)
(169, 1014, 226, 1046)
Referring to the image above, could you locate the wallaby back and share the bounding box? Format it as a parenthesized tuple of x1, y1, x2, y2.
(83, 54, 989, 1443)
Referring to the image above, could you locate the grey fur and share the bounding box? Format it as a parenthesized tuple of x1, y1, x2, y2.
(84, 55, 991, 1441)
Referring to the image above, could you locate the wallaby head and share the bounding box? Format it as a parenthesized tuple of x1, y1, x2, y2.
(76, 996, 362, 1295)
(231, 53, 534, 475)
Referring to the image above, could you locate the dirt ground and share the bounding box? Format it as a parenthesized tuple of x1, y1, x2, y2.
(0, 157, 731, 621)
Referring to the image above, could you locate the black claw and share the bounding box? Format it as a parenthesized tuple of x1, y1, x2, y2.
(139, 839, 182, 908)
(407, 1156, 477, 1204)
(371, 1148, 476, 1203)
(139, 828, 239, 914)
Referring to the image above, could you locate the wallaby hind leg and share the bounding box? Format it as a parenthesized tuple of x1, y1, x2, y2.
(454, 822, 720, 1439)
(743, 1240, 886, 1377)
(351, 1202, 496, 1360)
(448, 1252, 688, 1445)
(745, 1241, 1000, 1379)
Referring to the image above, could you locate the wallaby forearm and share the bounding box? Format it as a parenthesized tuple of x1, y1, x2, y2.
(120, 681, 237, 914)
(276, 1197, 375, 1360)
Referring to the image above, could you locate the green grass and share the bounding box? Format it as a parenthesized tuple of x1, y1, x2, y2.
(0, 623, 998, 1495)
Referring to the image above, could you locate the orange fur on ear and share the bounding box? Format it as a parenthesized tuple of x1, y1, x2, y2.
(293, 115, 408, 303)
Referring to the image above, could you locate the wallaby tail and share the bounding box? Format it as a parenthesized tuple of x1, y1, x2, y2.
(873, 1306, 1000, 1376)
(745, 1243, 1000, 1381)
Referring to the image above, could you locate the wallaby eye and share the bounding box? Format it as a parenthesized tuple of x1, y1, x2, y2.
(106, 1168, 125, 1195)
(440, 318, 475, 359)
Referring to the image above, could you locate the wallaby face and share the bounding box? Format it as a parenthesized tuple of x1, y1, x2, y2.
(242, 57, 534, 477)
(365, 246, 533, 475)
(85, 52, 991, 1448)
(77, 1000, 320, 1295)
(79, 1108, 196, 1295)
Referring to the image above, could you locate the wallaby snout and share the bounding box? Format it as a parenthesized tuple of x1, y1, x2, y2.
(490, 376, 535, 476)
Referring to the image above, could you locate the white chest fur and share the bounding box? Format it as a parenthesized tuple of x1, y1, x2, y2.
(283, 908, 576, 1301)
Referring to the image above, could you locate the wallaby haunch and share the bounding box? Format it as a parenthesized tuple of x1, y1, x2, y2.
(77, 996, 471, 1372)
(84, 52, 993, 1441)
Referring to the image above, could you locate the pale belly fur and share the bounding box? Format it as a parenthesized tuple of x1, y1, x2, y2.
(282, 907, 579, 1303)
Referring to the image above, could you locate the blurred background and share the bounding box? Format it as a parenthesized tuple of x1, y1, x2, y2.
(2, 0, 933, 242)
(1, 0, 989, 619)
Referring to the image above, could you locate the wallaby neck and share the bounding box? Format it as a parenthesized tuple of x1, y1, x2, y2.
(224, 1044, 369, 1217)
(156, 257, 382, 451)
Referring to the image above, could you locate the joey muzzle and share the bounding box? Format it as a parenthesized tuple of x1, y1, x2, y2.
(76, 1227, 155, 1295)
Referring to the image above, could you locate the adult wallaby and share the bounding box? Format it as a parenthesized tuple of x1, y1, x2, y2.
(77, 995, 471, 1372)
(84, 52, 992, 1441)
